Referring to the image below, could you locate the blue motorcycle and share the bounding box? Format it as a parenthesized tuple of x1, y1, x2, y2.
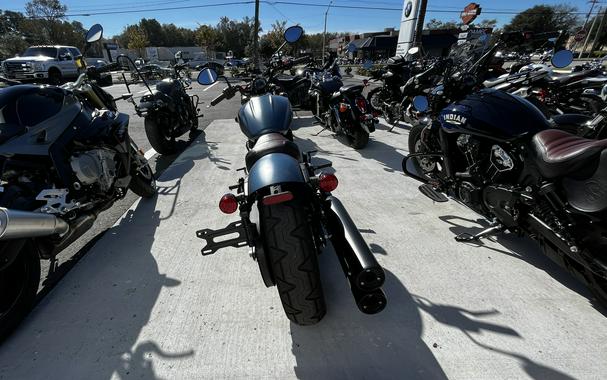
(195, 26, 386, 325)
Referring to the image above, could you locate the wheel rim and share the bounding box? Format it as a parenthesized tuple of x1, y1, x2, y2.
(0, 253, 29, 318)
(414, 139, 437, 172)
(369, 91, 384, 110)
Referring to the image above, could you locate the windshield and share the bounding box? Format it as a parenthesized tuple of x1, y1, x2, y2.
(22, 47, 57, 58)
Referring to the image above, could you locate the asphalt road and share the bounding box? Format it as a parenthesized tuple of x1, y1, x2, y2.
(38, 73, 368, 300)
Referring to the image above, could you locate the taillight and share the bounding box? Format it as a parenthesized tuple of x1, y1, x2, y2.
(339, 103, 349, 112)
(355, 97, 367, 113)
(262, 191, 294, 206)
(538, 88, 547, 102)
(219, 193, 238, 214)
(319, 173, 338, 192)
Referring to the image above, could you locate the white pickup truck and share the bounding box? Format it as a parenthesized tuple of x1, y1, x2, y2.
(2, 45, 83, 84)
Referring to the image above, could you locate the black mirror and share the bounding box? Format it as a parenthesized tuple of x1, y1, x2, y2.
(551, 50, 573, 68)
(197, 68, 218, 85)
(284, 26, 304, 43)
(86, 24, 103, 43)
(412, 95, 429, 112)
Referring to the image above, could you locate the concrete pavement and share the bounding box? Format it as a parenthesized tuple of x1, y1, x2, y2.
(1, 115, 606, 379)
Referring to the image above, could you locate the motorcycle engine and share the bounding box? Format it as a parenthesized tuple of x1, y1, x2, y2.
(70, 149, 117, 193)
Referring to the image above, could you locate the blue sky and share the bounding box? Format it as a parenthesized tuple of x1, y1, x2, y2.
(2, 0, 593, 37)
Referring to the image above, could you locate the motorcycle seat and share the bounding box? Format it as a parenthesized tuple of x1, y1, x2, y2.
(245, 132, 301, 170)
(340, 84, 364, 95)
(532, 129, 607, 178)
(276, 76, 299, 88)
(549, 71, 592, 84)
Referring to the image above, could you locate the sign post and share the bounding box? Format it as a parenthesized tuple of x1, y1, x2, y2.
(396, 0, 422, 56)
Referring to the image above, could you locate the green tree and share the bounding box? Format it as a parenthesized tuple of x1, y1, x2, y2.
(24, 0, 67, 43)
(195, 24, 221, 53)
(425, 19, 460, 30)
(0, 10, 29, 58)
(139, 18, 164, 46)
(125, 25, 149, 57)
(503, 4, 580, 33)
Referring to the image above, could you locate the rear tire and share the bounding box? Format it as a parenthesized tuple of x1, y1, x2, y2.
(367, 87, 386, 113)
(144, 117, 177, 155)
(260, 201, 326, 325)
(348, 128, 369, 149)
(48, 69, 62, 85)
(0, 240, 40, 342)
(129, 161, 156, 198)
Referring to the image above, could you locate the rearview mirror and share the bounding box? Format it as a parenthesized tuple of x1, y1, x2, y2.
(86, 24, 103, 43)
(284, 25, 304, 43)
(197, 68, 218, 85)
(412, 95, 429, 112)
(551, 50, 573, 69)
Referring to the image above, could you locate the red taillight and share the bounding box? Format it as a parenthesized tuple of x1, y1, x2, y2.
(262, 191, 294, 206)
(355, 97, 367, 113)
(219, 193, 238, 214)
(538, 88, 547, 102)
(319, 173, 338, 192)
(339, 103, 349, 112)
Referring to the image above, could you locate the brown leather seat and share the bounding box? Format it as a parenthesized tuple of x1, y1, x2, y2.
(245, 133, 300, 170)
(532, 129, 607, 178)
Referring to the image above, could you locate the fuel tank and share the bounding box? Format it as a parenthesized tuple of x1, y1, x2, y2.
(439, 89, 551, 142)
(238, 94, 293, 140)
(156, 78, 181, 97)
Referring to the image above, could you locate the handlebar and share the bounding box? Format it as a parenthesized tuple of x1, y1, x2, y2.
(291, 56, 311, 66)
(210, 92, 227, 106)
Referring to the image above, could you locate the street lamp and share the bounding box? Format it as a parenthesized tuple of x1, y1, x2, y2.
(322, 0, 333, 66)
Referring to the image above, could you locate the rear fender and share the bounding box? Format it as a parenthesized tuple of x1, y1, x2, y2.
(247, 153, 305, 195)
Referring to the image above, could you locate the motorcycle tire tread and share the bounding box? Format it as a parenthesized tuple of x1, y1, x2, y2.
(349, 128, 369, 149)
(144, 117, 177, 155)
(260, 201, 326, 325)
(0, 240, 40, 343)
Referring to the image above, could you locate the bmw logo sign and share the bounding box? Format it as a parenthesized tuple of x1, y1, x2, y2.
(405, 1, 413, 17)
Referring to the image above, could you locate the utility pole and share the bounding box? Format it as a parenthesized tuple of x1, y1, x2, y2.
(590, 7, 607, 56)
(414, 0, 428, 49)
(253, 0, 260, 71)
(322, 1, 333, 66)
(582, 6, 601, 58)
(584, 0, 600, 29)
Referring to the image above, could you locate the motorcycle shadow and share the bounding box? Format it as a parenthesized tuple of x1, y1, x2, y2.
(154, 130, 230, 179)
(437, 214, 606, 315)
(290, 249, 447, 380)
(0, 184, 194, 380)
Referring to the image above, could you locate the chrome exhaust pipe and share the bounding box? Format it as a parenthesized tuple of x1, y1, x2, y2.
(326, 196, 385, 291)
(0, 207, 69, 240)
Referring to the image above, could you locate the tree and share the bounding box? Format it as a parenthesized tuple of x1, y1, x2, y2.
(24, 0, 67, 43)
(0, 10, 30, 58)
(195, 24, 221, 53)
(139, 18, 164, 46)
(259, 20, 287, 56)
(476, 19, 498, 29)
(503, 4, 580, 33)
(125, 25, 149, 57)
(425, 19, 460, 30)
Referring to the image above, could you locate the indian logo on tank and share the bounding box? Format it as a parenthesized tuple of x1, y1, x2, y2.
(443, 113, 467, 125)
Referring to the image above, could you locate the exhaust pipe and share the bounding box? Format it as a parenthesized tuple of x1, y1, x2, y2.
(326, 196, 385, 291)
(0, 207, 69, 241)
(350, 282, 387, 315)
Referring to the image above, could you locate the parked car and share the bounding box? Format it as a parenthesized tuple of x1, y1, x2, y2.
(131, 63, 172, 81)
(2, 45, 82, 84)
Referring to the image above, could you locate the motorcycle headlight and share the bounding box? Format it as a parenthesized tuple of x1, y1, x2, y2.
(34, 62, 45, 71)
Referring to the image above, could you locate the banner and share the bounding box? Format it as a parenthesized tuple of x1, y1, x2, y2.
(395, 0, 421, 56)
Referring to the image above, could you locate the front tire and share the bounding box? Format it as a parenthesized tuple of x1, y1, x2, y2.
(347, 128, 370, 149)
(260, 201, 326, 325)
(48, 69, 62, 85)
(0, 240, 40, 342)
(144, 117, 177, 155)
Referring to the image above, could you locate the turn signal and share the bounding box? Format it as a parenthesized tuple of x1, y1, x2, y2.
(319, 173, 338, 192)
(219, 193, 238, 214)
(339, 103, 349, 112)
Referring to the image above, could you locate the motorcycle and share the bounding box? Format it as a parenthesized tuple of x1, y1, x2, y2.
(115, 56, 202, 155)
(309, 59, 377, 149)
(0, 24, 156, 341)
(194, 26, 387, 325)
(402, 39, 607, 306)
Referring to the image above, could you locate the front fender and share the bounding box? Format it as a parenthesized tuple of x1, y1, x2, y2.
(247, 153, 304, 194)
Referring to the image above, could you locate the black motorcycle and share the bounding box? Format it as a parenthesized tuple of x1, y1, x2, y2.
(116, 57, 202, 155)
(0, 24, 156, 341)
(403, 42, 607, 305)
(194, 26, 386, 325)
(309, 60, 377, 149)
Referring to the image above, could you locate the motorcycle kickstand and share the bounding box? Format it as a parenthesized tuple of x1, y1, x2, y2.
(455, 222, 505, 243)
